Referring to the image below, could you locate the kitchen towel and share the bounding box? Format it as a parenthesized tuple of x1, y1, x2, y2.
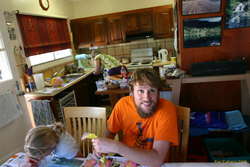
(0, 91, 22, 128)
(31, 100, 55, 126)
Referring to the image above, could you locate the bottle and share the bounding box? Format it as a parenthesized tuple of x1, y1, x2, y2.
(120, 66, 128, 79)
(103, 69, 109, 82)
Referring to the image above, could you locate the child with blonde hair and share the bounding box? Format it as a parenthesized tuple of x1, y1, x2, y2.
(22, 122, 79, 167)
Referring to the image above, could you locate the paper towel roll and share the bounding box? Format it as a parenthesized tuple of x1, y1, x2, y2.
(33, 73, 45, 90)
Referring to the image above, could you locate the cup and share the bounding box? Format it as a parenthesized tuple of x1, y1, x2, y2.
(95, 80, 107, 91)
(170, 57, 176, 64)
(119, 79, 128, 89)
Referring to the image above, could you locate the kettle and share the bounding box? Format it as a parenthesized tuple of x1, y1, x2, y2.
(158, 49, 169, 61)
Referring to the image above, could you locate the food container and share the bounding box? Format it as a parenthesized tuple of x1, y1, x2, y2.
(33, 73, 45, 90)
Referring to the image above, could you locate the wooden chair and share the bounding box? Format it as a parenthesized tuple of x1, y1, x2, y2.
(64, 107, 106, 157)
(169, 105, 190, 162)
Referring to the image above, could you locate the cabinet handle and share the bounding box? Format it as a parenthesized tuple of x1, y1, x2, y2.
(160, 13, 169, 15)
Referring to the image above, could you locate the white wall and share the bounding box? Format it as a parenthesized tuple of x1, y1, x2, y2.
(71, 0, 174, 19)
(0, 0, 73, 163)
(0, 0, 73, 18)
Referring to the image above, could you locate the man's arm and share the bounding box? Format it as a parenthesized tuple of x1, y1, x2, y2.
(105, 129, 116, 139)
(92, 138, 170, 167)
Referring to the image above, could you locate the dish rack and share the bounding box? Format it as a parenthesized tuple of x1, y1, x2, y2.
(57, 90, 77, 123)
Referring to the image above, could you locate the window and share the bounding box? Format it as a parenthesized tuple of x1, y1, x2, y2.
(0, 31, 13, 82)
(28, 49, 72, 66)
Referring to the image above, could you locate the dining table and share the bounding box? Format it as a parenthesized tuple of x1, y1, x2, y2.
(1, 152, 249, 167)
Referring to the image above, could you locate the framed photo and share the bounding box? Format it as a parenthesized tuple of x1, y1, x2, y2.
(225, 0, 250, 29)
(183, 17, 222, 48)
(182, 0, 221, 16)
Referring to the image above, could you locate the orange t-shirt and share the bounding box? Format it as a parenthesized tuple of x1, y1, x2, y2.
(107, 96, 179, 150)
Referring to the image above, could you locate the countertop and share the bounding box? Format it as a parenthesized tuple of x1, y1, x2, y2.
(24, 61, 172, 98)
(25, 69, 95, 98)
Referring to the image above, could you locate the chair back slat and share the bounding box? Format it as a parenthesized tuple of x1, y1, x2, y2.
(169, 105, 190, 162)
(64, 107, 106, 157)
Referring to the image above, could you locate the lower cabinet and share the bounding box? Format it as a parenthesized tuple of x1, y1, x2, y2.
(26, 74, 99, 124)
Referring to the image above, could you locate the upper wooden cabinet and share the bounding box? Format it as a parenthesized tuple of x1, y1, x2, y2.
(153, 6, 174, 38)
(71, 18, 108, 48)
(70, 5, 173, 49)
(17, 15, 71, 56)
(123, 10, 153, 34)
(107, 16, 125, 44)
(92, 19, 108, 46)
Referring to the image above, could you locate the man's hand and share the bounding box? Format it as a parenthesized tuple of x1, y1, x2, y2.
(92, 137, 119, 154)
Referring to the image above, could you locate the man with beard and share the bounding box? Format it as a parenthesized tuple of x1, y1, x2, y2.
(91, 69, 179, 167)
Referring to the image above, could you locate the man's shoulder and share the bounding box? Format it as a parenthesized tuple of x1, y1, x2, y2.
(159, 98, 175, 106)
(157, 99, 176, 113)
(117, 96, 133, 104)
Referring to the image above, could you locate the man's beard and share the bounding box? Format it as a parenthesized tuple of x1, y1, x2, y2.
(136, 101, 157, 118)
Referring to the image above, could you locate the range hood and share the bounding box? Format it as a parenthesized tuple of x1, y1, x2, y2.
(126, 31, 153, 42)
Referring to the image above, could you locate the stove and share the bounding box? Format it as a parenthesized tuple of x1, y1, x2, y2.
(126, 62, 153, 71)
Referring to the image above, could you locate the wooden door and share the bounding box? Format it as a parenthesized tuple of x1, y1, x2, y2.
(153, 6, 173, 38)
(77, 21, 93, 48)
(92, 19, 108, 46)
(107, 15, 125, 44)
(138, 10, 153, 32)
(124, 13, 139, 34)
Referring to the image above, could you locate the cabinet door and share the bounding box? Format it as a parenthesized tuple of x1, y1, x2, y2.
(17, 15, 41, 48)
(92, 19, 108, 46)
(153, 6, 173, 38)
(124, 10, 153, 34)
(124, 13, 139, 34)
(138, 10, 153, 32)
(78, 21, 93, 48)
(107, 16, 125, 44)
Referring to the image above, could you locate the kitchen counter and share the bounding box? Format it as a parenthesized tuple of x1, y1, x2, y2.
(25, 69, 95, 98)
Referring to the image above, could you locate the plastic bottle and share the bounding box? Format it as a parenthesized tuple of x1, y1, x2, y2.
(120, 66, 128, 79)
(103, 69, 109, 82)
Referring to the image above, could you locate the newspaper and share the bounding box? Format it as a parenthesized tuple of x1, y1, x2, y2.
(0, 152, 84, 167)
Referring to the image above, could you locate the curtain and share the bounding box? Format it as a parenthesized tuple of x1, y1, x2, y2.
(0, 91, 22, 128)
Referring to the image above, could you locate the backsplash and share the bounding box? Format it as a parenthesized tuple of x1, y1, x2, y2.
(79, 38, 174, 61)
(36, 38, 174, 79)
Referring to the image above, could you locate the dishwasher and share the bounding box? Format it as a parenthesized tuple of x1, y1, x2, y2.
(57, 90, 77, 123)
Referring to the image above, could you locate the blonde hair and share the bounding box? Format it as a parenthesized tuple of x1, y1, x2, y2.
(24, 122, 65, 160)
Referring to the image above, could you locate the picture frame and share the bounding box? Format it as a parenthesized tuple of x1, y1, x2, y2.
(225, 0, 250, 29)
(182, 0, 222, 16)
(183, 17, 222, 48)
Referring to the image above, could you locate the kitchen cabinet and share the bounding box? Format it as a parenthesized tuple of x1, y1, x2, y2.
(153, 6, 174, 38)
(123, 10, 153, 35)
(71, 21, 92, 48)
(92, 19, 108, 46)
(71, 18, 108, 48)
(24, 70, 98, 123)
(17, 15, 71, 56)
(70, 5, 173, 48)
(107, 15, 125, 44)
